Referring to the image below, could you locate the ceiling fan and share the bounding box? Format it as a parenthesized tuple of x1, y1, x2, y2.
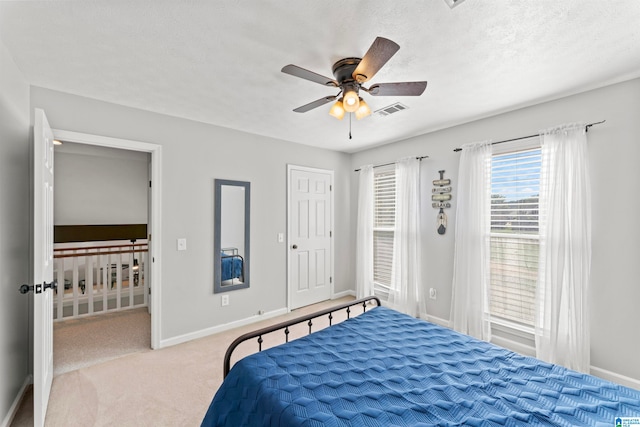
(281, 36, 428, 121)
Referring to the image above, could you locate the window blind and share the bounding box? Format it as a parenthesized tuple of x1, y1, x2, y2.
(489, 148, 541, 327)
(373, 168, 395, 292)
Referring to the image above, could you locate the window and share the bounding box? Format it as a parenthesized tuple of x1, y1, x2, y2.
(489, 147, 541, 328)
(373, 166, 395, 297)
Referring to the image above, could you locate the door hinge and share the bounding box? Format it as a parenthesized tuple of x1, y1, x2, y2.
(330, 277, 333, 283)
(330, 185, 332, 191)
(149, 180, 152, 188)
(330, 231, 332, 237)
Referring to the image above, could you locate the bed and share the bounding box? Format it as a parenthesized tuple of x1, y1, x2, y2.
(220, 248, 244, 282)
(202, 297, 640, 426)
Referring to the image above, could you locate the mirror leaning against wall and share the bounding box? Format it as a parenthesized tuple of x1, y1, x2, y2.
(214, 179, 250, 293)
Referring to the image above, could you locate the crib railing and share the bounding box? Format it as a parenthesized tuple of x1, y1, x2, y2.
(53, 242, 148, 321)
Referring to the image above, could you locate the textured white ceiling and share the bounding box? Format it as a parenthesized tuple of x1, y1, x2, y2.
(2, 1, 639, 153)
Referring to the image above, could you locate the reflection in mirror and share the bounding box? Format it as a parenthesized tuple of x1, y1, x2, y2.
(214, 179, 250, 293)
(221, 186, 244, 285)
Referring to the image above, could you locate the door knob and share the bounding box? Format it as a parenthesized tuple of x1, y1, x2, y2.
(19, 280, 57, 294)
(291, 244, 298, 249)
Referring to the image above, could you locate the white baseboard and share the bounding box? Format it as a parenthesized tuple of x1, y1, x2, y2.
(490, 335, 536, 357)
(422, 313, 451, 328)
(159, 292, 356, 349)
(159, 307, 289, 348)
(590, 366, 640, 391)
(489, 336, 640, 390)
(1, 375, 31, 427)
(332, 290, 355, 299)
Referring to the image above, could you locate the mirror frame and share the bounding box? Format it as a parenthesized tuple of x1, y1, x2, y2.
(214, 179, 250, 294)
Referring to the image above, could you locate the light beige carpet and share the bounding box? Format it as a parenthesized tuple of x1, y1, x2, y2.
(53, 307, 151, 376)
(11, 297, 358, 427)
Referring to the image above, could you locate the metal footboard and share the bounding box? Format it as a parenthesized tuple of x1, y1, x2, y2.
(223, 296, 381, 378)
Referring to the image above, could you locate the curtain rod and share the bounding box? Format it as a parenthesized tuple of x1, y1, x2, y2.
(354, 155, 429, 172)
(452, 120, 606, 152)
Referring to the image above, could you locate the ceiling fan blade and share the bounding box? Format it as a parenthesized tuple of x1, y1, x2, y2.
(293, 96, 338, 113)
(282, 65, 339, 87)
(368, 81, 428, 96)
(352, 37, 400, 83)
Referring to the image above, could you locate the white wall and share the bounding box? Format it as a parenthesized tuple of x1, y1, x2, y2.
(54, 143, 149, 225)
(351, 77, 640, 383)
(0, 39, 31, 425)
(30, 86, 353, 342)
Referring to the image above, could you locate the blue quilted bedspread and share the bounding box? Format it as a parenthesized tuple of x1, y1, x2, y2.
(202, 306, 640, 426)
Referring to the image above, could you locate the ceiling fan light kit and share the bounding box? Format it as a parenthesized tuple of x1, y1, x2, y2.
(281, 36, 428, 131)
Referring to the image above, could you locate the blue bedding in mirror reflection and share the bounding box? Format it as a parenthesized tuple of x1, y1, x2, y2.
(221, 247, 244, 284)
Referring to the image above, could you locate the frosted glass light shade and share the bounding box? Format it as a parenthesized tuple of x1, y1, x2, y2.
(342, 89, 360, 113)
(329, 100, 345, 120)
(355, 98, 372, 120)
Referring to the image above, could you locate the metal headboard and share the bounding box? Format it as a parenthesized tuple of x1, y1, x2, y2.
(223, 296, 381, 378)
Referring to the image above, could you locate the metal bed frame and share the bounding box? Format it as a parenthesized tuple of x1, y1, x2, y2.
(223, 296, 381, 378)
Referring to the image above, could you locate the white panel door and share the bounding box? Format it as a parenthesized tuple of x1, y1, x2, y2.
(33, 109, 55, 427)
(288, 166, 333, 309)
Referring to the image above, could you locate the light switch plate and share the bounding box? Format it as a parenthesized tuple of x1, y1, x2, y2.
(177, 238, 187, 251)
(278, 233, 284, 243)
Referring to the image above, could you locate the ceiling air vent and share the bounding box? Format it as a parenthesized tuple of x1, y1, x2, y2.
(375, 103, 409, 117)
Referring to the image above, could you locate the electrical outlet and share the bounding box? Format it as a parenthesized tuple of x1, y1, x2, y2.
(221, 294, 229, 306)
(177, 238, 187, 251)
(429, 288, 437, 300)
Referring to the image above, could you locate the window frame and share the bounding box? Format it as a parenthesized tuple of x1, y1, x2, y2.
(488, 139, 542, 334)
(372, 165, 396, 298)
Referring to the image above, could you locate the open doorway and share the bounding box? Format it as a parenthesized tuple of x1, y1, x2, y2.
(47, 129, 162, 374)
(51, 141, 151, 374)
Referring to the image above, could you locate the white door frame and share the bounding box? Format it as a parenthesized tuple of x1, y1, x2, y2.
(286, 164, 334, 311)
(51, 129, 162, 349)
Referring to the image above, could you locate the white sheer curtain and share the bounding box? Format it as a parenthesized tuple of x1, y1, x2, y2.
(356, 165, 374, 299)
(388, 157, 422, 317)
(450, 142, 492, 341)
(535, 123, 592, 373)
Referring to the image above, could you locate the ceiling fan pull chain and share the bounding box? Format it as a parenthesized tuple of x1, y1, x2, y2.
(349, 113, 352, 139)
